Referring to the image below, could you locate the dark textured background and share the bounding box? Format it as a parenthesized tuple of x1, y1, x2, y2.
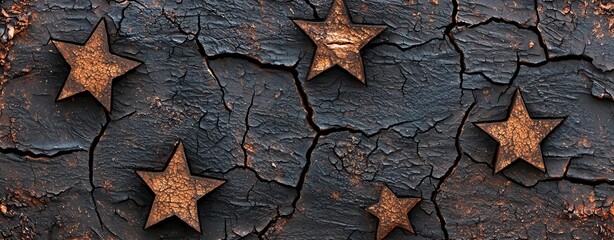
(0, 0, 612, 239)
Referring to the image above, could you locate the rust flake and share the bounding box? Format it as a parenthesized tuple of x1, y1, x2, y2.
(331, 191, 341, 200)
(0, 203, 7, 215)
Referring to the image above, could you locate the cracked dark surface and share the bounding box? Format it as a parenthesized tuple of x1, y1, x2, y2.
(0, 0, 612, 239)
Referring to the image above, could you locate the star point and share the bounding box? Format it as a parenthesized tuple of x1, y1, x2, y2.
(53, 19, 141, 112)
(475, 90, 563, 174)
(294, 0, 386, 83)
(366, 186, 421, 240)
(137, 141, 224, 233)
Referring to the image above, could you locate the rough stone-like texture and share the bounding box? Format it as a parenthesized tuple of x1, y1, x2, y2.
(457, 0, 538, 26)
(265, 129, 456, 240)
(437, 156, 614, 239)
(537, 0, 614, 72)
(210, 57, 316, 187)
(461, 60, 614, 187)
(453, 22, 546, 84)
(0, 0, 106, 155)
(0, 151, 101, 239)
(309, 0, 454, 48)
(0, 0, 613, 239)
(304, 39, 465, 135)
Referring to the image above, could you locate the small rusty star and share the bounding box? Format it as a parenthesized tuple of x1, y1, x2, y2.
(137, 141, 224, 232)
(52, 19, 141, 112)
(475, 90, 563, 174)
(366, 186, 421, 240)
(293, 0, 386, 83)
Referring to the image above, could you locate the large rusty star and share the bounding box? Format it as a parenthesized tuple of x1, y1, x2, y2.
(293, 0, 386, 83)
(137, 142, 224, 232)
(53, 19, 141, 112)
(366, 186, 421, 240)
(475, 90, 563, 174)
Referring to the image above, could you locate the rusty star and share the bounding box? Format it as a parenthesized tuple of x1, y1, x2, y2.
(137, 142, 224, 232)
(293, 0, 386, 83)
(475, 90, 563, 174)
(52, 19, 141, 112)
(366, 186, 421, 240)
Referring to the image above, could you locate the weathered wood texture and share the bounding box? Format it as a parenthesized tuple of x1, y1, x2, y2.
(0, 0, 612, 239)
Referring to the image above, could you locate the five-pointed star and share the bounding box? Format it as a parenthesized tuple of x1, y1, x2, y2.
(137, 141, 224, 232)
(293, 0, 386, 83)
(475, 90, 563, 174)
(366, 186, 421, 240)
(53, 19, 141, 112)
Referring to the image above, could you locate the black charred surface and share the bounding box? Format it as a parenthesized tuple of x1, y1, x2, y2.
(0, 0, 612, 239)
(457, 0, 538, 26)
(537, 0, 614, 72)
(437, 156, 613, 239)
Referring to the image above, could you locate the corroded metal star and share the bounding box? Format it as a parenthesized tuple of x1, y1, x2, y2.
(366, 186, 421, 240)
(475, 90, 563, 174)
(293, 0, 386, 83)
(52, 19, 141, 112)
(137, 141, 225, 232)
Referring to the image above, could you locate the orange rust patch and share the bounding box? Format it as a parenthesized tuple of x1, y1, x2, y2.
(0, 203, 7, 215)
(101, 179, 112, 191)
(349, 175, 361, 186)
(244, 143, 255, 153)
(562, 6, 572, 14)
(596, 0, 614, 34)
(563, 190, 614, 223)
(593, 21, 606, 39)
(0, 0, 31, 84)
(600, 0, 614, 11)
(579, 138, 591, 148)
(331, 191, 341, 200)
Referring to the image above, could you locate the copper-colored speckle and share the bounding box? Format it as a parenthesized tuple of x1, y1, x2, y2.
(53, 19, 141, 112)
(475, 90, 563, 174)
(579, 138, 591, 148)
(562, 6, 572, 14)
(137, 141, 225, 232)
(359, 3, 369, 12)
(0, 203, 7, 215)
(349, 175, 362, 185)
(366, 186, 421, 240)
(102, 179, 113, 191)
(331, 191, 341, 200)
(293, 0, 386, 83)
(244, 143, 255, 153)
